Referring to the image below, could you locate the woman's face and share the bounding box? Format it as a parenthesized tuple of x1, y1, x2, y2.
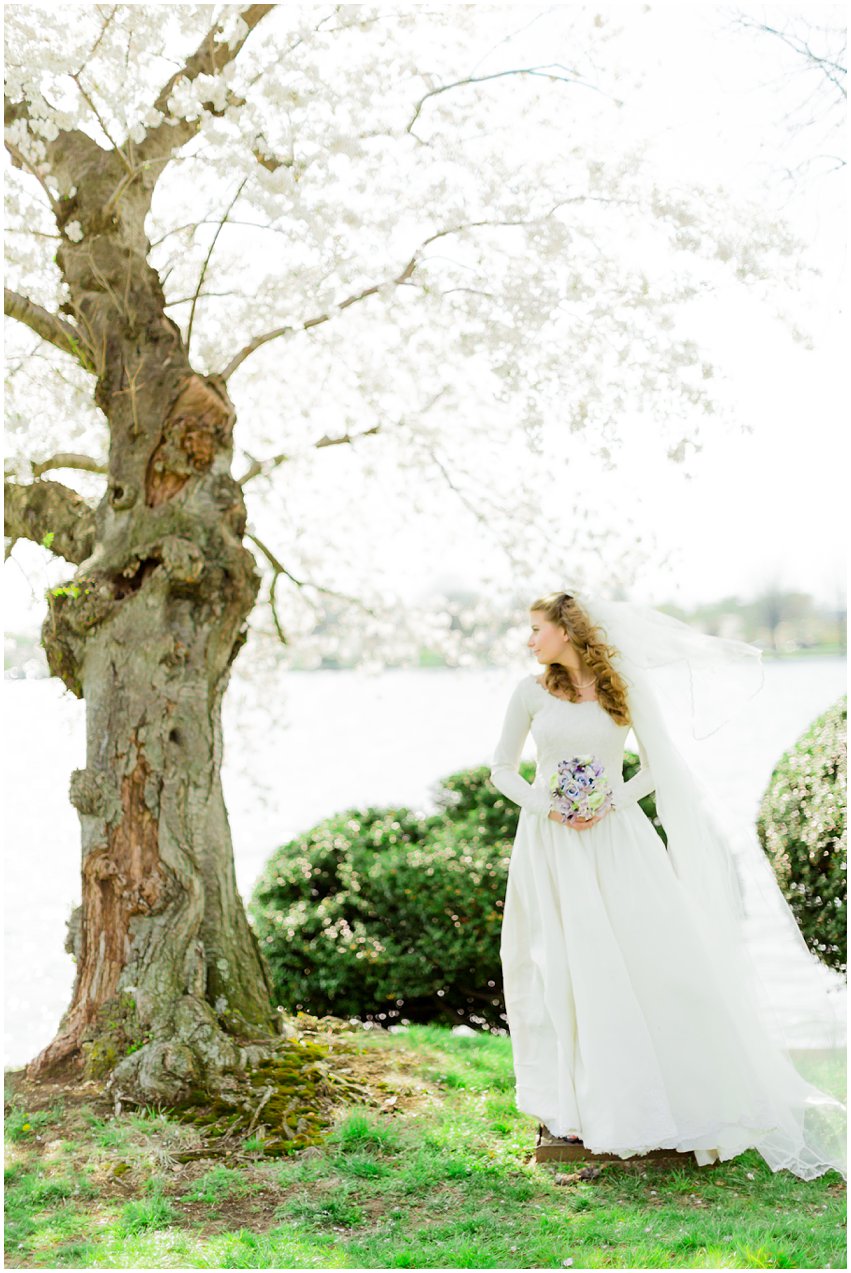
(528, 610, 572, 662)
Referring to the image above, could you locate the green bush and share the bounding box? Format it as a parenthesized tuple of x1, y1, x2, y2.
(250, 750, 662, 1029)
(756, 696, 846, 973)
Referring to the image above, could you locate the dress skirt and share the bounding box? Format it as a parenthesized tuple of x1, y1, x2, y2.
(500, 802, 783, 1166)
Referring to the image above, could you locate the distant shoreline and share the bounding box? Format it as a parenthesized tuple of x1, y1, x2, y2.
(4, 645, 847, 680)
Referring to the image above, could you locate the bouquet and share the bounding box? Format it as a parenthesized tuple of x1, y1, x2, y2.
(549, 754, 614, 824)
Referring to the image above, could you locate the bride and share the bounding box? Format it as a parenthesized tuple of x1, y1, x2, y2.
(490, 589, 846, 1180)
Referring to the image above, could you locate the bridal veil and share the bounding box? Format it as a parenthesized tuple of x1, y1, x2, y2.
(572, 592, 846, 1181)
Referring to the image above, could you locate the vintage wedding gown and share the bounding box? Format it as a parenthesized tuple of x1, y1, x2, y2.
(491, 673, 845, 1173)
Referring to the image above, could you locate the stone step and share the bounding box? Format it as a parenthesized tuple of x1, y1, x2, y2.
(534, 1142, 706, 1165)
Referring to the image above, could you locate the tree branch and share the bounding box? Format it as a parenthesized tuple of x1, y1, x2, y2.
(70, 7, 117, 80)
(237, 452, 291, 487)
(732, 17, 846, 97)
(30, 453, 107, 479)
(4, 288, 95, 370)
(218, 217, 541, 383)
(70, 70, 135, 175)
(186, 177, 250, 355)
(245, 531, 381, 646)
(150, 216, 272, 248)
(165, 289, 244, 307)
(314, 425, 382, 451)
(406, 64, 622, 135)
(4, 478, 98, 564)
(219, 255, 418, 382)
(237, 425, 382, 486)
(136, 5, 274, 169)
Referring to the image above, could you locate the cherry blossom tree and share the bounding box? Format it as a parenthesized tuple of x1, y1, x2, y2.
(3, 3, 810, 1104)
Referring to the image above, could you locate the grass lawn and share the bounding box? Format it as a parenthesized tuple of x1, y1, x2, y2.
(4, 1020, 846, 1269)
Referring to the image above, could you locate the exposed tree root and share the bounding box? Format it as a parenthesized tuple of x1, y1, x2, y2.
(9, 1011, 437, 1164)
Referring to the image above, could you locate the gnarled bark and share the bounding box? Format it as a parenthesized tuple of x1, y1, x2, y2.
(26, 375, 284, 1101)
(4, 478, 98, 564)
(12, 6, 288, 1105)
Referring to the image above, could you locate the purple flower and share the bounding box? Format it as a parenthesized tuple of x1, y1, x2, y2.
(549, 754, 613, 823)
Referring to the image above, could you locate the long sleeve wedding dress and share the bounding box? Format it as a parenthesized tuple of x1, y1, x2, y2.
(490, 672, 845, 1177)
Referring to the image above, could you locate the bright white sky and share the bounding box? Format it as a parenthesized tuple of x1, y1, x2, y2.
(3, 3, 846, 630)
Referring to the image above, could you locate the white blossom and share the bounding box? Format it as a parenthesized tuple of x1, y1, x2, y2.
(218, 13, 249, 52)
(167, 71, 228, 121)
(30, 116, 59, 141)
(2, 3, 826, 670)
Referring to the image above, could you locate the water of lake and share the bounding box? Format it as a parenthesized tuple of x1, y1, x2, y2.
(3, 658, 846, 1067)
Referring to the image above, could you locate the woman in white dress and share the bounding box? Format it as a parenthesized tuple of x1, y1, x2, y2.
(490, 590, 846, 1180)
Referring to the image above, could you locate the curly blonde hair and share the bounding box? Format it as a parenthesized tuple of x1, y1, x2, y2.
(529, 591, 632, 727)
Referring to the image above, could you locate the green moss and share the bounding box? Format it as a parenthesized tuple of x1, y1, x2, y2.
(81, 992, 151, 1080)
(166, 1035, 367, 1159)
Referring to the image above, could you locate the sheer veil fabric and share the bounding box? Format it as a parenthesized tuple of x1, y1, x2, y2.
(574, 593, 846, 1180)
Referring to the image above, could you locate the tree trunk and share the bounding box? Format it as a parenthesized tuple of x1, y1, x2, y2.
(26, 302, 284, 1104)
(5, 10, 299, 1107)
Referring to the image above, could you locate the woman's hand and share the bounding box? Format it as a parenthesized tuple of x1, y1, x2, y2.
(548, 809, 606, 831)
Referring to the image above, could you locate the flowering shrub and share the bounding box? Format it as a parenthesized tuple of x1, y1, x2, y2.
(756, 696, 846, 973)
(249, 749, 655, 1029)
